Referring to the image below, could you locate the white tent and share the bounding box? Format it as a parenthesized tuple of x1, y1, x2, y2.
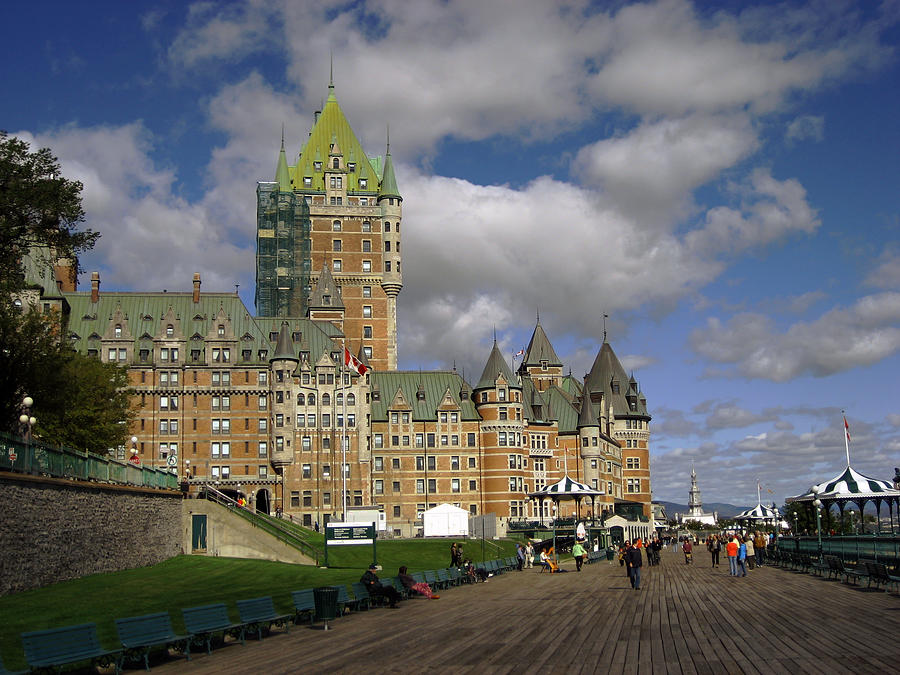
(423, 503, 469, 538)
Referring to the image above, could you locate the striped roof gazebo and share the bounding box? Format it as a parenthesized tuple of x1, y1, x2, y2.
(786, 465, 900, 534)
(734, 502, 783, 528)
(528, 475, 605, 556)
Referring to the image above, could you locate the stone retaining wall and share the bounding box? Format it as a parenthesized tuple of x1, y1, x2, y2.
(0, 472, 182, 596)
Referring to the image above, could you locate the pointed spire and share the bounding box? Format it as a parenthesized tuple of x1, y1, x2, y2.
(272, 321, 297, 362)
(275, 140, 292, 192)
(522, 315, 562, 368)
(378, 128, 401, 201)
(475, 339, 518, 391)
(308, 263, 344, 310)
(577, 392, 597, 428)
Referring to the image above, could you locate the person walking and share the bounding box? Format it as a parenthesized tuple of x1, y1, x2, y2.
(524, 541, 534, 568)
(737, 538, 748, 577)
(709, 535, 721, 567)
(744, 535, 756, 570)
(450, 543, 458, 568)
(572, 540, 586, 571)
(624, 541, 642, 590)
(726, 536, 739, 576)
(516, 543, 525, 571)
(682, 538, 693, 564)
(754, 531, 767, 566)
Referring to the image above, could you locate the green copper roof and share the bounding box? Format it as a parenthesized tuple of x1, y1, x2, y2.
(584, 341, 649, 419)
(475, 340, 519, 390)
(292, 85, 380, 193)
(272, 320, 297, 361)
(378, 147, 401, 200)
(544, 385, 579, 433)
(522, 318, 562, 368)
(370, 371, 479, 422)
(275, 144, 292, 191)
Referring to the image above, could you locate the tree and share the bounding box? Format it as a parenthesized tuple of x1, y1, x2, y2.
(0, 301, 134, 452)
(0, 131, 98, 292)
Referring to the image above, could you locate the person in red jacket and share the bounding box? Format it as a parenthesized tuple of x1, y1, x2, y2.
(726, 536, 740, 576)
(682, 538, 693, 564)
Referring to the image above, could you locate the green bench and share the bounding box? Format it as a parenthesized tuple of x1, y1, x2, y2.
(864, 561, 900, 592)
(388, 576, 410, 599)
(350, 582, 376, 610)
(334, 585, 356, 613)
(21, 622, 121, 674)
(436, 569, 451, 588)
(236, 596, 292, 640)
(292, 589, 316, 624)
(115, 611, 191, 670)
(182, 603, 247, 654)
(424, 570, 440, 589)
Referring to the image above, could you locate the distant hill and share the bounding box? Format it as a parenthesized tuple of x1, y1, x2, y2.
(656, 501, 749, 519)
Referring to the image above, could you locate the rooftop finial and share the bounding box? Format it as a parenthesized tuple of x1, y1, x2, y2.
(281, 123, 285, 149)
(386, 124, 391, 154)
(329, 50, 334, 88)
(536, 307, 540, 324)
(603, 313, 609, 342)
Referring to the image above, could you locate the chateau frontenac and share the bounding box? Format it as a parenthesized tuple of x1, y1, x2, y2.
(25, 82, 652, 536)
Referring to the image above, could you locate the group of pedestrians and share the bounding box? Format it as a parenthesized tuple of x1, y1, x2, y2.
(710, 532, 769, 576)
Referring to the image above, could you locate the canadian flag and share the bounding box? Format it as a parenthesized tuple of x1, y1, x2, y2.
(344, 346, 369, 376)
(514, 349, 526, 359)
(843, 415, 851, 442)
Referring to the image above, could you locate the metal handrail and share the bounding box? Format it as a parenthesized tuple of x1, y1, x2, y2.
(0, 431, 178, 490)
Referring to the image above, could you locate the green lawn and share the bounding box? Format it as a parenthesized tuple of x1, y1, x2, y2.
(0, 537, 516, 671)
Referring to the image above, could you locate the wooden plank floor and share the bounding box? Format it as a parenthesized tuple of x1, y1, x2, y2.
(146, 551, 900, 674)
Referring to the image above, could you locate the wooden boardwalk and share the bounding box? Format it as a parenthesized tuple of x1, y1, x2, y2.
(148, 551, 900, 674)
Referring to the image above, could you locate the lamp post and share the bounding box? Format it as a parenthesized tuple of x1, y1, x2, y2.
(19, 395, 35, 453)
(812, 486, 823, 560)
(129, 436, 140, 465)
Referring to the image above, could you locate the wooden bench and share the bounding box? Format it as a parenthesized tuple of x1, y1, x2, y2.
(236, 596, 292, 640)
(21, 622, 121, 674)
(292, 589, 316, 624)
(436, 569, 451, 589)
(115, 611, 191, 670)
(424, 570, 441, 589)
(862, 561, 895, 591)
(182, 603, 247, 655)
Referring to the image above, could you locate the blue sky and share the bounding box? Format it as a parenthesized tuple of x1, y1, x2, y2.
(3, 0, 899, 508)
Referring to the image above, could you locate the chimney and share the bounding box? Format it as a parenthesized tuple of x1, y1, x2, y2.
(90, 271, 100, 303)
(192, 273, 201, 303)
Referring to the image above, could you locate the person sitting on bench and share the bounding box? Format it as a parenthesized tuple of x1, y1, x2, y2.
(360, 563, 402, 608)
(398, 566, 439, 599)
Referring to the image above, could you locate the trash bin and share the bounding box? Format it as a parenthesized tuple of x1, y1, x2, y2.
(313, 586, 339, 630)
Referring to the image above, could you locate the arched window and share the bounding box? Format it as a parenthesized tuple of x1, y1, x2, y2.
(333, 158, 339, 169)
(307, 393, 315, 406)
(336, 393, 343, 406)
(297, 394, 305, 405)
(322, 393, 331, 406)
(115, 324, 122, 338)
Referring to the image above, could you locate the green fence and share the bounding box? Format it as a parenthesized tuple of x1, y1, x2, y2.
(780, 535, 900, 565)
(0, 431, 178, 490)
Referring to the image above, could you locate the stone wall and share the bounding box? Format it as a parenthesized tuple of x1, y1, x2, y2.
(0, 472, 182, 596)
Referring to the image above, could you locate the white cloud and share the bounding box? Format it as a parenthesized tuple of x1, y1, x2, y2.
(17, 125, 251, 294)
(866, 249, 900, 289)
(690, 292, 900, 381)
(573, 114, 759, 226)
(785, 114, 825, 143)
(686, 168, 820, 257)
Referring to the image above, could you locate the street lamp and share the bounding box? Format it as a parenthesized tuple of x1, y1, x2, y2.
(19, 395, 35, 452)
(129, 436, 140, 465)
(812, 486, 823, 560)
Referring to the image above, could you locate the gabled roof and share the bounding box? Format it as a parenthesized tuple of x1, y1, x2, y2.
(308, 263, 344, 310)
(291, 84, 380, 194)
(522, 318, 561, 368)
(475, 340, 519, 391)
(370, 371, 479, 422)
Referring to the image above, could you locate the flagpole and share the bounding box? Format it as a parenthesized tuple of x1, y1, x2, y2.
(842, 410, 851, 467)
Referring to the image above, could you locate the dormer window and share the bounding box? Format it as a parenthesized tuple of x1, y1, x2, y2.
(359, 178, 367, 189)
(166, 324, 174, 337)
(304, 176, 312, 187)
(498, 388, 507, 401)
(612, 380, 620, 394)
(541, 360, 548, 371)
(333, 158, 339, 169)
(348, 162, 355, 172)
(115, 324, 122, 338)
(217, 324, 225, 337)
(314, 161, 322, 171)
(323, 294, 331, 305)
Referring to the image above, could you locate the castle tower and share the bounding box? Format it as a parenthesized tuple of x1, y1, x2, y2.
(255, 80, 402, 371)
(516, 314, 563, 391)
(584, 339, 652, 515)
(473, 340, 527, 518)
